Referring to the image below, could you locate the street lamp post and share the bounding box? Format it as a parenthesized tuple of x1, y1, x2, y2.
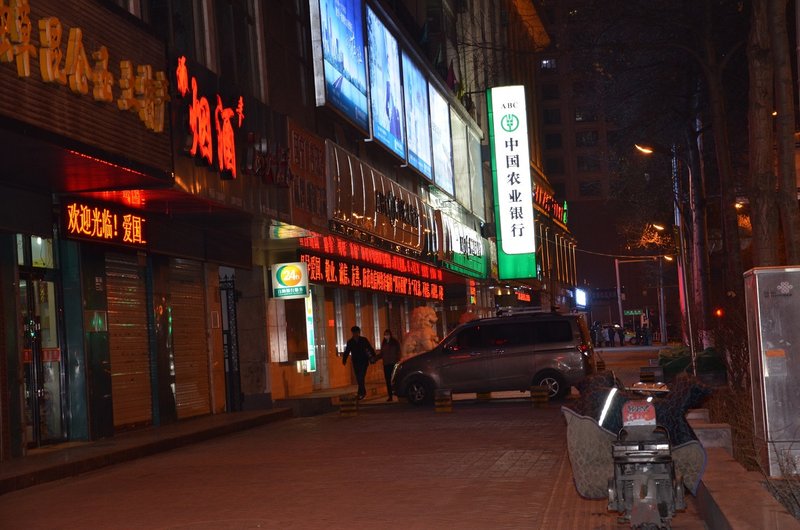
(614, 257, 667, 345)
(635, 144, 697, 373)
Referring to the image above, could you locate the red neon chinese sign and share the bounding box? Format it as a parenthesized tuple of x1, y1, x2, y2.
(63, 201, 146, 247)
(299, 253, 444, 301)
(176, 55, 244, 178)
(299, 235, 444, 282)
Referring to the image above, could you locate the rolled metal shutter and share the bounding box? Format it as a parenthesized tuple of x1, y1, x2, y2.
(105, 252, 152, 428)
(171, 258, 211, 418)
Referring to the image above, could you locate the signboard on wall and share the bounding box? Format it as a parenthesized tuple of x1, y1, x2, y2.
(487, 85, 536, 279)
(326, 140, 428, 256)
(271, 262, 309, 299)
(298, 235, 444, 301)
(0, 0, 172, 175)
(62, 200, 147, 248)
(436, 211, 487, 278)
(309, 0, 369, 131)
(288, 119, 327, 232)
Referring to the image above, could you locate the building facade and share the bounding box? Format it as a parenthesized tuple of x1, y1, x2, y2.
(1, 0, 578, 460)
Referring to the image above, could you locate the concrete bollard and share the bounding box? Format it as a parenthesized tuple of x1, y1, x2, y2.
(339, 393, 358, 417)
(435, 388, 453, 413)
(530, 386, 549, 407)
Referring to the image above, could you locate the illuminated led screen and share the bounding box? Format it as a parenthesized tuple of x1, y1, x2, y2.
(402, 52, 432, 179)
(312, 0, 368, 130)
(428, 85, 454, 195)
(367, 7, 405, 158)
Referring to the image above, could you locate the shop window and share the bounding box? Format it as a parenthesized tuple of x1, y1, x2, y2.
(16, 234, 55, 269)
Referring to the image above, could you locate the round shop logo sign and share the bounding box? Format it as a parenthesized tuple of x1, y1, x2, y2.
(501, 113, 519, 132)
(272, 262, 308, 299)
(276, 264, 304, 286)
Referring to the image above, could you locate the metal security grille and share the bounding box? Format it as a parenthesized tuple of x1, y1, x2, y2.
(170, 258, 210, 419)
(105, 252, 152, 428)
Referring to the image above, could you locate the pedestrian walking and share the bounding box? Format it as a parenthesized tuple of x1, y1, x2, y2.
(602, 326, 610, 347)
(378, 329, 401, 401)
(617, 325, 626, 347)
(342, 326, 376, 399)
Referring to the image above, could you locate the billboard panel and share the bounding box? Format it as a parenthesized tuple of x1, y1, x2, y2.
(310, 0, 368, 131)
(367, 7, 405, 158)
(450, 108, 470, 210)
(402, 52, 432, 179)
(487, 85, 536, 279)
(429, 85, 454, 195)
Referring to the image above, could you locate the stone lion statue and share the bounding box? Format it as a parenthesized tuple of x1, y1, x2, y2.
(401, 306, 439, 359)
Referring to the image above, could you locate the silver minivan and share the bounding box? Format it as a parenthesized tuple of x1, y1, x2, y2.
(392, 312, 594, 405)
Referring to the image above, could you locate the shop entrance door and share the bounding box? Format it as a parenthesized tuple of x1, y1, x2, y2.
(20, 272, 65, 447)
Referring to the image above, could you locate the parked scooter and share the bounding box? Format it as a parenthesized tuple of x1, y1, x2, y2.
(607, 398, 685, 529)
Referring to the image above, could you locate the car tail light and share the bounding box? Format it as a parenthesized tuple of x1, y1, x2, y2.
(578, 343, 590, 356)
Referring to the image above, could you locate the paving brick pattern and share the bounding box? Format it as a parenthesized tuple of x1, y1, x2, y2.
(0, 400, 705, 529)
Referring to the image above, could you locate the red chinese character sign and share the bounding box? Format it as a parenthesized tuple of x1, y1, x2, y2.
(175, 55, 244, 179)
(62, 201, 146, 248)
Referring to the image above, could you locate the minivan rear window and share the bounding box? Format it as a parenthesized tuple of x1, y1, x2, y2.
(533, 321, 573, 344)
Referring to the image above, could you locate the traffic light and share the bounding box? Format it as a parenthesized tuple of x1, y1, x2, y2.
(714, 307, 724, 318)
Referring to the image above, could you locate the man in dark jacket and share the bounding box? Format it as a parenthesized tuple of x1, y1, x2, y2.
(342, 326, 375, 399)
(379, 329, 401, 401)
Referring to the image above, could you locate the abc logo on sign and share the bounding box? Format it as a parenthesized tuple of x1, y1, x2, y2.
(276, 264, 303, 287)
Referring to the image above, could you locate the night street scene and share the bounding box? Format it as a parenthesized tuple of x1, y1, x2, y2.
(1, 1, 800, 529)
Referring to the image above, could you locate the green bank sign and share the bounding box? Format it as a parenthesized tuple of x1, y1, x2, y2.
(487, 85, 536, 279)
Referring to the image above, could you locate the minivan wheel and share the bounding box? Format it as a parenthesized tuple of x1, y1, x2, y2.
(405, 377, 432, 406)
(533, 372, 568, 400)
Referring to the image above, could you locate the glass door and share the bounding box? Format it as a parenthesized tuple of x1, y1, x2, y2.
(19, 233, 64, 448)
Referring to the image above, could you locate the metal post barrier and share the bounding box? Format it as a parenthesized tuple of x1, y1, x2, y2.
(435, 389, 453, 413)
(339, 393, 358, 417)
(530, 386, 549, 407)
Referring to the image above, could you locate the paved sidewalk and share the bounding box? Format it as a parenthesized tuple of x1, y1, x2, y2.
(0, 399, 706, 529)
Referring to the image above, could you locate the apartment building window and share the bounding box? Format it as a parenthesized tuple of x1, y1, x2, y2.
(545, 157, 564, 175)
(543, 108, 561, 125)
(216, 1, 263, 98)
(576, 155, 600, 172)
(575, 130, 599, 147)
(144, 0, 208, 66)
(540, 58, 557, 73)
(107, 0, 142, 16)
(578, 180, 602, 197)
(542, 84, 560, 101)
(575, 107, 597, 122)
(544, 133, 562, 150)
